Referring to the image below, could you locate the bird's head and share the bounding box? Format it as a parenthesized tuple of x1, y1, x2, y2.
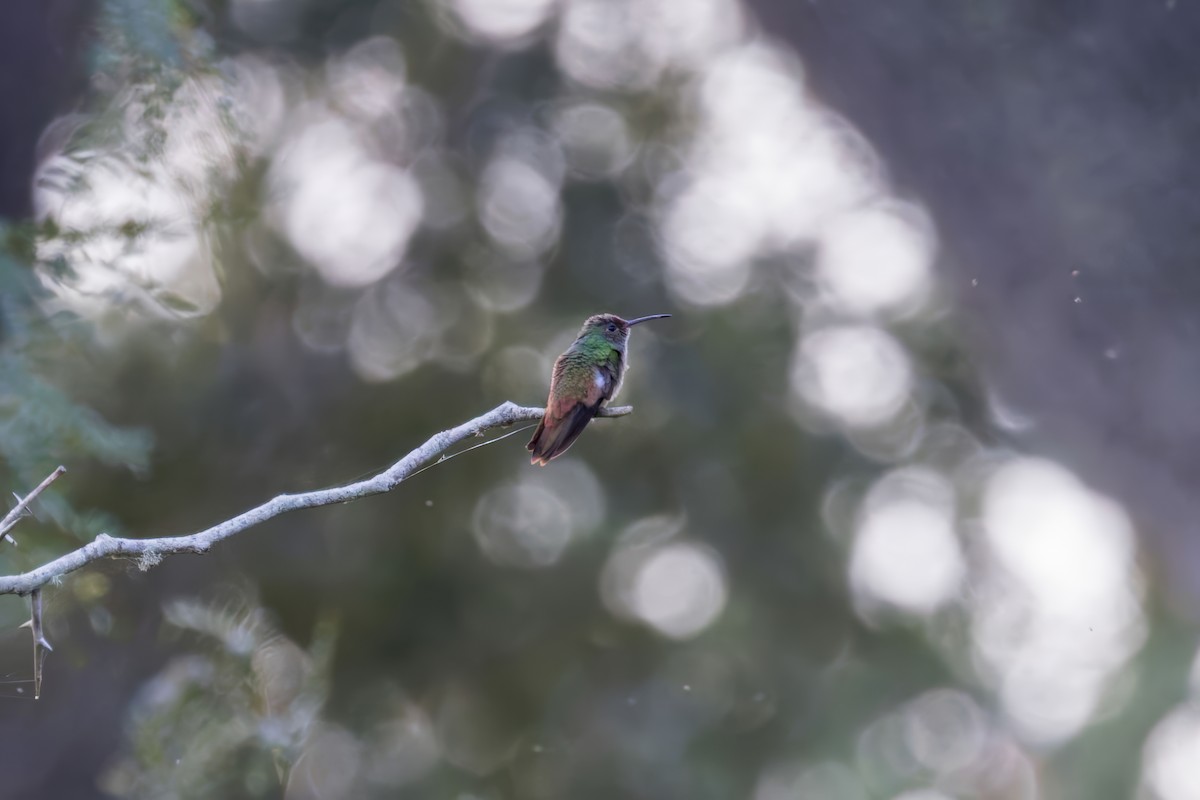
(577, 313, 671, 349)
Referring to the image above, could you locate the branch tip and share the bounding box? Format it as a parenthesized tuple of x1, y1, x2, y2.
(0, 466, 69, 548)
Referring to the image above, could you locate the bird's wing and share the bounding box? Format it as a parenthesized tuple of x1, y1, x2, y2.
(527, 400, 599, 465)
(603, 351, 623, 401)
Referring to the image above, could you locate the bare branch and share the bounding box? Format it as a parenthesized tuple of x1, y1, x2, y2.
(2, 470, 66, 699)
(0, 466, 66, 545)
(0, 403, 631, 597)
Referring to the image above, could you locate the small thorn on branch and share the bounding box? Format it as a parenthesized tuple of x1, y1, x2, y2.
(0, 466, 66, 547)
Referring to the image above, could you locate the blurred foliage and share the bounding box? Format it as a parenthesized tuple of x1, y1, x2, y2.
(0, 227, 150, 557)
(101, 590, 336, 799)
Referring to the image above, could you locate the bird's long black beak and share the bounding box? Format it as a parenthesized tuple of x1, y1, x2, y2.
(625, 314, 672, 326)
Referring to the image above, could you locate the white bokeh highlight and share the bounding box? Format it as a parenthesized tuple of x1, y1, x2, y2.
(347, 280, 441, 382)
(35, 153, 214, 326)
(630, 542, 728, 640)
(601, 517, 727, 641)
(269, 112, 423, 288)
(553, 103, 635, 180)
(850, 468, 964, 615)
(555, 0, 743, 91)
(33, 73, 249, 331)
(362, 700, 441, 788)
(478, 153, 562, 259)
(974, 457, 1145, 745)
(472, 483, 574, 569)
(658, 42, 880, 309)
(792, 325, 913, 429)
(903, 689, 987, 775)
(817, 204, 936, 317)
(326, 37, 408, 124)
(1143, 703, 1200, 800)
(447, 0, 559, 43)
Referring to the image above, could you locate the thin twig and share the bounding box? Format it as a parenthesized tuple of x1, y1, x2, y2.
(0, 403, 631, 597)
(29, 590, 50, 700)
(0, 466, 66, 545)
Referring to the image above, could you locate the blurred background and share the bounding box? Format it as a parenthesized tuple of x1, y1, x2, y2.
(1, 0, 1198, 797)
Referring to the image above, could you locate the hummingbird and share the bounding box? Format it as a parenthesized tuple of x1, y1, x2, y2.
(527, 313, 672, 466)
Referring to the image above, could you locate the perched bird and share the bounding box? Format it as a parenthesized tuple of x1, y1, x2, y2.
(527, 313, 671, 465)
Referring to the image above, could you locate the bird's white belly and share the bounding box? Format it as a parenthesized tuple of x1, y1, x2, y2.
(594, 369, 607, 392)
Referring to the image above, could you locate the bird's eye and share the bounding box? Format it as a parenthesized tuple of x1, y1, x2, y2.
(607, 323, 617, 332)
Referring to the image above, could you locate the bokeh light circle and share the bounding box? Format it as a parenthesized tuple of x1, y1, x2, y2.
(817, 204, 935, 317)
(629, 542, 728, 640)
(472, 483, 574, 569)
(792, 325, 913, 429)
(850, 468, 963, 615)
